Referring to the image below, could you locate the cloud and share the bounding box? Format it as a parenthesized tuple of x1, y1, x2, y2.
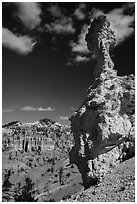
(68, 55, 90, 65)
(123, 2, 135, 15)
(47, 4, 62, 18)
(107, 8, 134, 44)
(59, 116, 69, 121)
(74, 55, 90, 63)
(91, 3, 135, 45)
(21, 106, 35, 111)
(90, 8, 104, 19)
(14, 2, 42, 30)
(69, 25, 90, 54)
(74, 3, 86, 20)
(68, 25, 91, 65)
(21, 106, 55, 111)
(66, 55, 90, 66)
(2, 27, 35, 54)
(2, 109, 14, 113)
(37, 107, 55, 111)
(46, 4, 75, 34)
(45, 18, 75, 34)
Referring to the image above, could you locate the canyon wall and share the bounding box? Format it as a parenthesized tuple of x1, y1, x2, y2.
(2, 134, 55, 152)
(2, 120, 72, 154)
(69, 16, 135, 189)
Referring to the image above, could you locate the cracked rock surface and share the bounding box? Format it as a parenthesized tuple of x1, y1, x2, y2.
(69, 15, 135, 189)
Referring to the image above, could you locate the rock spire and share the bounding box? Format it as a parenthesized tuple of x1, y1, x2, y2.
(69, 15, 135, 189)
(86, 15, 116, 78)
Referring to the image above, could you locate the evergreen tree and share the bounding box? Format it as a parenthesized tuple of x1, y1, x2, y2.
(13, 177, 37, 201)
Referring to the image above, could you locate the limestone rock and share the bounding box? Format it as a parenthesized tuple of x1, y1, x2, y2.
(69, 15, 135, 189)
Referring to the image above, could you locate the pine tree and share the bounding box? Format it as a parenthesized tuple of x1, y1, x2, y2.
(13, 177, 37, 201)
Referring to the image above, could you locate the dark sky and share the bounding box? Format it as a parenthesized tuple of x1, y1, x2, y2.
(2, 2, 135, 125)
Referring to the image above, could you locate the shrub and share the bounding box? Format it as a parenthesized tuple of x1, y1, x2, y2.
(13, 177, 37, 202)
(2, 169, 12, 192)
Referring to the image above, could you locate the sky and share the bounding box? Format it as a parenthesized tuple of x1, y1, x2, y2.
(2, 2, 135, 126)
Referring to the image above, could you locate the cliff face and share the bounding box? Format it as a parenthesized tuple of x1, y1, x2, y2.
(69, 16, 135, 189)
(2, 119, 73, 156)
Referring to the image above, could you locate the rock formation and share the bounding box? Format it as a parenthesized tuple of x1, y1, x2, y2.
(2, 133, 55, 153)
(69, 15, 135, 189)
(2, 119, 73, 154)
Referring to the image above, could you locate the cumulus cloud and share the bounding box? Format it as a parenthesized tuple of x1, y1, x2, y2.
(74, 3, 86, 20)
(59, 116, 69, 121)
(2, 109, 14, 113)
(69, 25, 90, 54)
(45, 18, 75, 34)
(21, 106, 55, 111)
(2, 27, 35, 54)
(107, 8, 134, 44)
(46, 4, 75, 34)
(91, 3, 135, 45)
(14, 2, 42, 30)
(67, 25, 90, 65)
(74, 55, 90, 63)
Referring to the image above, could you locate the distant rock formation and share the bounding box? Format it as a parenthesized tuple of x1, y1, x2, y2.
(2, 119, 72, 155)
(3, 133, 55, 153)
(69, 15, 135, 189)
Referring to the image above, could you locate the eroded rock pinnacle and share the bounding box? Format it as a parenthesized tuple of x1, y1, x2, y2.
(86, 15, 116, 78)
(69, 15, 135, 189)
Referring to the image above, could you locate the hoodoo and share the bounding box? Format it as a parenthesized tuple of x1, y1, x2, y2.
(69, 16, 135, 189)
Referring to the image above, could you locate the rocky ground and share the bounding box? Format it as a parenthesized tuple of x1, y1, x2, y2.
(2, 152, 135, 202)
(66, 157, 135, 202)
